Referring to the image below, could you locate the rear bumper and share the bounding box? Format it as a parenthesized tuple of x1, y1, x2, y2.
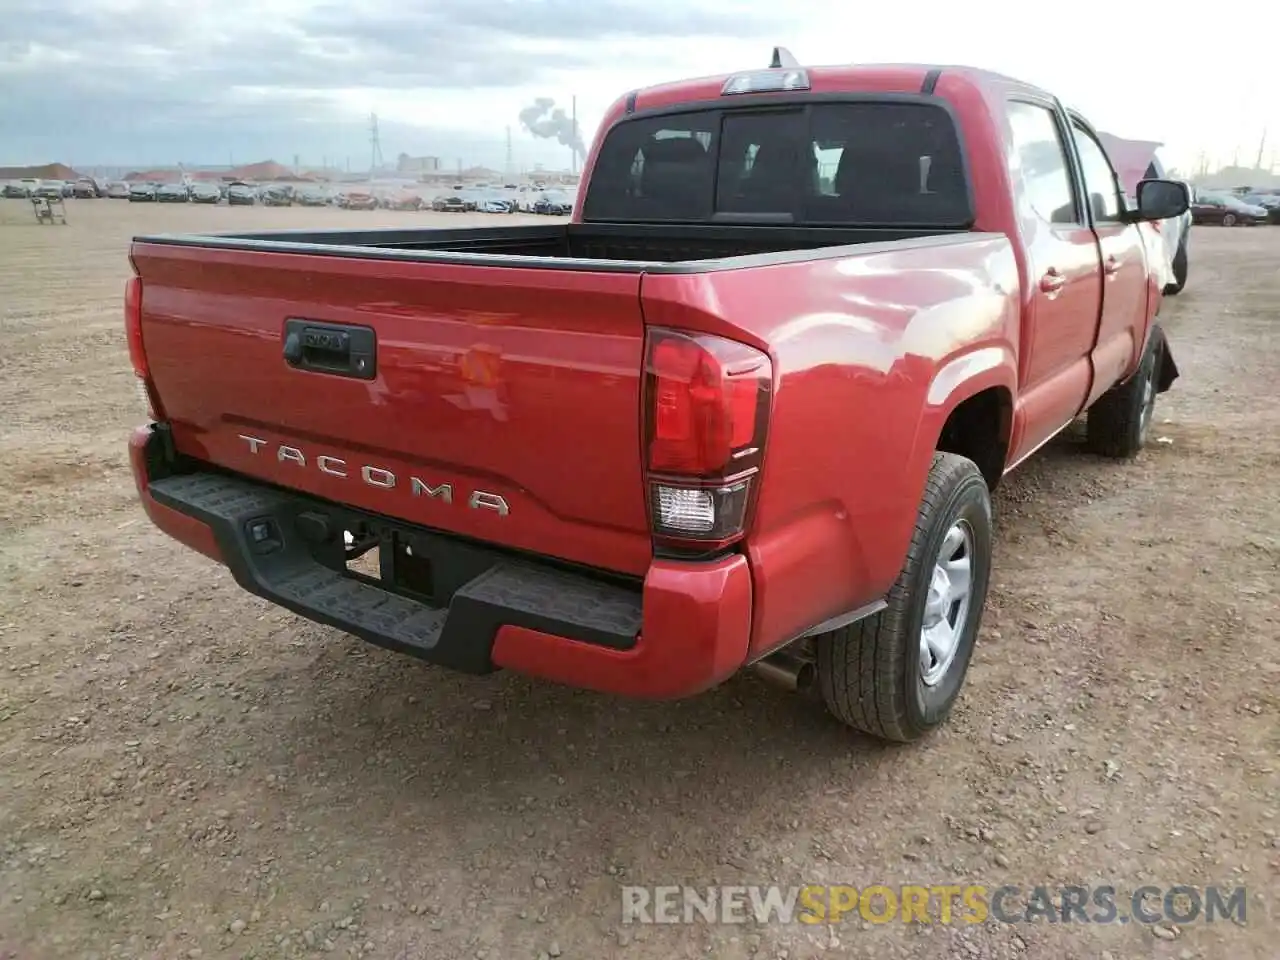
(128, 425, 752, 699)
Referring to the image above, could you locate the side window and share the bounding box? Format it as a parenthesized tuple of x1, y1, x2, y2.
(1006, 101, 1077, 225)
(1071, 123, 1123, 223)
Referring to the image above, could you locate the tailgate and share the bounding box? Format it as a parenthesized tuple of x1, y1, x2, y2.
(131, 242, 652, 577)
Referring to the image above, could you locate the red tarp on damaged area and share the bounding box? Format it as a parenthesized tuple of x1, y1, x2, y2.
(1097, 134, 1162, 194)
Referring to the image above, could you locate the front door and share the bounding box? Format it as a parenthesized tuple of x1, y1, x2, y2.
(1004, 99, 1104, 464)
(1069, 118, 1152, 407)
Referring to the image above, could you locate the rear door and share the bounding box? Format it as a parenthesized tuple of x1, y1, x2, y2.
(132, 243, 654, 576)
(1068, 116, 1152, 406)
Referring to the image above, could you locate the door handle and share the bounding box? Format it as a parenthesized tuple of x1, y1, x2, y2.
(1103, 255, 1120, 276)
(1039, 268, 1066, 293)
(283, 319, 377, 380)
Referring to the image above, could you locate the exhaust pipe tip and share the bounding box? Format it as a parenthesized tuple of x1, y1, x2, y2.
(751, 652, 816, 694)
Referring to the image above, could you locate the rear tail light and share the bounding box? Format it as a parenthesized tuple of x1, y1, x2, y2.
(125, 274, 163, 419)
(642, 328, 772, 552)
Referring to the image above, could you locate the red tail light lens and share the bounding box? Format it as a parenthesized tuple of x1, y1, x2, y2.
(125, 274, 163, 419)
(125, 275, 147, 379)
(643, 328, 772, 550)
(647, 329, 770, 477)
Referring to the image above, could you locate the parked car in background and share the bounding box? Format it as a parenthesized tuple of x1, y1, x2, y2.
(3, 181, 30, 198)
(431, 195, 468, 212)
(295, 186, 330, 206)
(106, 181, 131, 199)
(477, 195, 514, 213)
(532, 191, 573, 215)
(35, 181, 66, 199)
(260, 184, 294, 207)
(72, 178, 102, 198)
(385, 190, 424, 211)
(190, 182, 221, 204)
(1240, 193, 1280, 224)
(129, 182, 159, 202)
(226, 183, 256, 206)
(157, 182, 191, 203)
(1192, 191, 1267, 226)
(340, 190, 379, 210)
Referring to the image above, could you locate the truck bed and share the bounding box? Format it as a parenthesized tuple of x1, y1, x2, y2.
(137, 222, 968, 272)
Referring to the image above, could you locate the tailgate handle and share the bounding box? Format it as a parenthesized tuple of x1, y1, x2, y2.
(283, 319, 377, 380)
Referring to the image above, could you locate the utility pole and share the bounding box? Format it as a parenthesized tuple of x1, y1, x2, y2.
(505, 126, 514, 181)
(369, 113, 383, 180)
(571, 95, 578, 176)
(1255, 129, 1267, 170)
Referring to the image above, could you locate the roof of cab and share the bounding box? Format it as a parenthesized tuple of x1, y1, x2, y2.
(620, 59, 1052, 119)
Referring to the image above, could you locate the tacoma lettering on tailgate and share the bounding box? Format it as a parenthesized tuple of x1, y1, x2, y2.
(237, 434, 510, 516)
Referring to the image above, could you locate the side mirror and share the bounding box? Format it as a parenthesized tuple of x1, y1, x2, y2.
(1131, 179, 1190, 222)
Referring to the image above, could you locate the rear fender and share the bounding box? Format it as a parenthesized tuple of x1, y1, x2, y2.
(909, 344, 1019, 491)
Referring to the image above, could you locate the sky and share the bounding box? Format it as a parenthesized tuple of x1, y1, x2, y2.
(1, 0, 1273, 175)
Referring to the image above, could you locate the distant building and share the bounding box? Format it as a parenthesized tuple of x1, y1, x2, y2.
(0, 162, 84, 180)
(397, 154, 442, 174)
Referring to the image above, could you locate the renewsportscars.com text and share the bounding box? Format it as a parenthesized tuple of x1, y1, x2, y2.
(621, 884, 1247, 926)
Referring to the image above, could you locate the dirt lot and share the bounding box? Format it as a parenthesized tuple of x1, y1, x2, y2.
(0, 199, 1276, 960)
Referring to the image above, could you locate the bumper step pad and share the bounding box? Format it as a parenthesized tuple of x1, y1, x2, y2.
(148, 471, 642, 671)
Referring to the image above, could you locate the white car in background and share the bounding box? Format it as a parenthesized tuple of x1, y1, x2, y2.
(1099, 133, 1191, 295)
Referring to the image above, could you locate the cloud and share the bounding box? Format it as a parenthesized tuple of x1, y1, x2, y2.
(0, 0, 786, 166)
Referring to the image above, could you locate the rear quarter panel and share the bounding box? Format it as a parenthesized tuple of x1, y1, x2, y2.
(642, 234, 1021, 658)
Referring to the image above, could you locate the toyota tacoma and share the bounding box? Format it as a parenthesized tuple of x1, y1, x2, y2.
(124, 53, 1187, 742)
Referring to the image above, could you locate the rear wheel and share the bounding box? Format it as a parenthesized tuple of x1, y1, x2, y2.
(815, 452, 992, 742)
(1222, 213, 1238, 227)
(1086, 325, 1163, 458)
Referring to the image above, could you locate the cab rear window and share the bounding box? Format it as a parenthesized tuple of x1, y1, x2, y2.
(582, 100, 972, 227)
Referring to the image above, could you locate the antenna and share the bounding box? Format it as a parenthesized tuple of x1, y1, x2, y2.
(770, 46, 801, 69)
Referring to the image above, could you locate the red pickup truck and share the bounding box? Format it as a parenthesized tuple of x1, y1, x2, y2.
(124, 55, 1188, 742)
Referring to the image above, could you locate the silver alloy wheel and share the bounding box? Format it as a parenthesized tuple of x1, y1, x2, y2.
(1139, 360, 1157, 444)
(919, 520, 975, 687)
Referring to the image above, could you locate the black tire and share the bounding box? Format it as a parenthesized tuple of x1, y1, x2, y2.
(1086, 325, 1163, 459)
(1222, 213, 1237, 227)
(815, 452, 993, 742)
(1165, 238, 1188, 295)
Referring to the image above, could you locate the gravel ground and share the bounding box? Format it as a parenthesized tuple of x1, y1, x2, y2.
(0, 200, 1276, 960)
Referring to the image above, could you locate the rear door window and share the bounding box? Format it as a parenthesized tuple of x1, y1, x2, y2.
(582, 101, 972, 227)
(1005, 101, 1078, 225)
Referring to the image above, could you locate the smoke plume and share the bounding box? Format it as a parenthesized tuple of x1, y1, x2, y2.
(519, 97, 585, 159)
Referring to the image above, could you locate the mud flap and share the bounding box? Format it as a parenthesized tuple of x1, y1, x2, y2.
(1154, 329, 1179, 394)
